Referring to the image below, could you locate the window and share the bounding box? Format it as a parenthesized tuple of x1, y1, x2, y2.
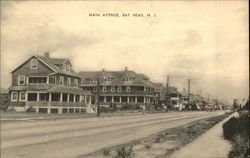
(118, 86, 122, 92)
(67, 77, 71, 86)
(49, 77, 56, 84)
(66, 64, 71, 72)
(90, 78, 95, 83)
(19, 75, 25, 85)
(63, 64, 66, 71)
(51, 93, 60, 101)
(126, 86, 130, 92)
(59, 76, 64, 85)
(111, 86, 115, 92)
(20, 92, 26, 101)
(93, 87, 97, 92)
(12, 92, 18, 101)
(103, 86, 107, 92)
(75, 95, 80, 102)
(27, 93, 37, 101)
(69, 94, 74, 102)
(31, 59, 38, 69)
(28, 77, 47, 83)
(74, 79, 78, 87)
(40, 93, 49, 101)
(81, 79, 86, 83)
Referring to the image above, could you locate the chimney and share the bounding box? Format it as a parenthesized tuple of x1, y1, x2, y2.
(124, 66, 128, 73)
(44, 52, 50, 58)
(102, 68, 105, 72)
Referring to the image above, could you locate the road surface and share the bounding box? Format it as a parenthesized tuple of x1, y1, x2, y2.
(1, 111, 224, 158)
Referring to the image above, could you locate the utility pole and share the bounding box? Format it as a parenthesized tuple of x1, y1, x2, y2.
(166, 75, 170, 108)
(187, 79, 191, 110)
(96, 77, 101, 116)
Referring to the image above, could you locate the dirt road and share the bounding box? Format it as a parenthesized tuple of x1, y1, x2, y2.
(1, 111, 224, 158)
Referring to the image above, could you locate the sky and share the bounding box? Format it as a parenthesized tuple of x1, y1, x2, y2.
(0, 1, 249, 103)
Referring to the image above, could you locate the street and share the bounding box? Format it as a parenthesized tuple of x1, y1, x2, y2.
(1, 111, 224, 158)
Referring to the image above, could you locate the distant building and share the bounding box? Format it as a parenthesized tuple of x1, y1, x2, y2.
(166, 86, 183, 110)
(79, 68, 155, 108)
(9, 52, 91, 113)
(152, 83, 165, 105)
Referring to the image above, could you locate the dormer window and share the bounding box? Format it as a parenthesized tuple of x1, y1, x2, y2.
(118, 86, 122, 92)
(111, 86, 115, 92)
(31, 59, 38, 69)
(123, 78, 129, 82)
(81, 79, 86, 83)
(102, 86, 107, 92)
(66, 64, 71, 72)
(74, 79, 78, 87)
(126, 86, 130, 92)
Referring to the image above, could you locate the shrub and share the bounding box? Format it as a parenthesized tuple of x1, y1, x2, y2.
(223, 112, 249, 158)
(115, 145, 133, 158)
(103, 148, 110, 156)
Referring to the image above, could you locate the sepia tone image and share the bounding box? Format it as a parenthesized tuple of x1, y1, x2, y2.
(0, 1, 249, 158)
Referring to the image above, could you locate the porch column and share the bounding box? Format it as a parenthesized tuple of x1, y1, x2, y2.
(60, 93, 63, 102)
(119, 96, 122, 103)
(84, 95, 87, 104)
(67, 93, 69, 102)
(104, 96, 106, 103)
(49, 93, 51, 102)
(48, 92, 51, 114)
(135, 96, 137, 103)
(89, 95, 91, 104)
(37, 92, 40, 102)
(73, 94, 76, 103)
(111, 96, 114, 103)
(144, 96, 146, 104)
(127, 96, 130, 103)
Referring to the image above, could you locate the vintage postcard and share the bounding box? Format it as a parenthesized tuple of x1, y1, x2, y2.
(0, 1, 249, 158)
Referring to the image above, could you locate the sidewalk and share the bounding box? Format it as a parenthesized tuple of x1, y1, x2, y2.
(170, 112, 238, 158)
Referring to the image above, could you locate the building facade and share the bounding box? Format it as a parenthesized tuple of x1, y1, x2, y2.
(165, 86, 183, 110)
(79, 68, 155, 108)
(152, 83, 165, 105)
(9, 52, 91, 113)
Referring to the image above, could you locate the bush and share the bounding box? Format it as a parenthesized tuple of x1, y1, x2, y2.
(103, 148, 110, 156)
(223, 112, 249, 158)
(115, 145, 134, 158)
(26, 107, 36, 113)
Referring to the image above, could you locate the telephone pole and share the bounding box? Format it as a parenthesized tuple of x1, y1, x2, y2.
(187, 79, 191, 110)
(96, 77, 101, 116)
(166, 75, 170, 108)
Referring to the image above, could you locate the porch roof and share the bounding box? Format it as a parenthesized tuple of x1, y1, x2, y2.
(9, 85, 91, 95)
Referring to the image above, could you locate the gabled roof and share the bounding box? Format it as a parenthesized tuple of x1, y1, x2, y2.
(152, 83, 164, 92)
(11, 55, 79, 77)
(79, 70, 153, 87)
(165, 86, 180, 95)
(37, 56, 80, 78)
(9, 85, 90, 94)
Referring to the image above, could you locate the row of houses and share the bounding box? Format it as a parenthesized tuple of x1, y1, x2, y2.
(7, 52, 216, 114)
